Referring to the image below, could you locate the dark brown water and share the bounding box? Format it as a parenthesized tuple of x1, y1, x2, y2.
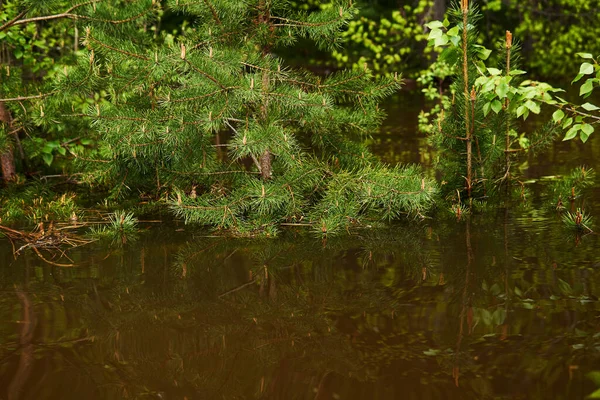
(1, 95, 600, 400)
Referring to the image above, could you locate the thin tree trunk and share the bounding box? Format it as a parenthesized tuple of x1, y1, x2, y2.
(434, 0, 446, 20)
(0, 102, 17, 182)
(258, 0, 272, 181)
(461, 1, 472, 199)
(504, 31, 513, 179)
(259, 149, 272, 180)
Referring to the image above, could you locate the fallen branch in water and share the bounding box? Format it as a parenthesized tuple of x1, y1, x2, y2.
(0, 223, 96, 267)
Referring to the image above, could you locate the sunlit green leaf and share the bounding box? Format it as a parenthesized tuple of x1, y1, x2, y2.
(524, 100, 540, 114)
(562, 117, 573, 128)
(487, 67, 502, 76)
(579, 62, 594, 75)
(572, 73, 584, 83)
(425, 21, 444, 29)
(491, 99, 502, 113)
(563, 125, 580, 141)
(576, 52, 594, 59)
(428, 29, 442, 40)
(552, 109, 565, 123)
(496, 82, 509, 98)
(582, 102, 600, 111)
(447, 26, 459, 37)
(580, 79, 595, 96)
(509, 69, 527, 76)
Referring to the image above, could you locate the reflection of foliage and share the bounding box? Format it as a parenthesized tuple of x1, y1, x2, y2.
(1, 210, 599, 398)
(550, 166, 596, 207)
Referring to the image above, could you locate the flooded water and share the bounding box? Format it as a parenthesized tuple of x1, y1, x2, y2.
(1, 95, 600, 399)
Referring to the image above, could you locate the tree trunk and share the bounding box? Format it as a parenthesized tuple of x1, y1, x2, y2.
(434, 0, 446, 20)
(0, 102, 16, 182)
(259, 149, 272, 180)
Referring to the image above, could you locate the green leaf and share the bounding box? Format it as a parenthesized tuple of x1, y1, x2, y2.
(482, 101, 491, 117)
(524, 100, 541, 114)
(487, 67, 502, 76)
(447, 26, 459, 37)
(425, 21, 444, 29)
(42, 153, 54, 166)
(516, 105, 526, 118)
(562, 117, 573, 128)
(581, 124, 594, 143)
(477, 47, 492, 60)
(57, 146, 67, 156)
(580, 79, 595, 96)
(563, 125, 580, 141)
(582, 102, 600, 111)
(496, 82, 509, 98)
(572, 73, 584, 84)
(509, 69, 527, 76)
(491, 99, 503, 113)
(552, 109, 565, 123)
(434, 35, 448, 47)
(576, 52, 594, 59)
(428, 28, 443, 40)
(579, 63, 594, 75)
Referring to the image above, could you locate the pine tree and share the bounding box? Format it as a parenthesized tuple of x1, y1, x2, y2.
(53, 0, 437, 235)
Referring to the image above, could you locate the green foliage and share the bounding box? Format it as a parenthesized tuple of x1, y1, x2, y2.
(417, 59, 455, 134)
(423, 2, 564, 200)
(551, 166, 596, 207)
(89, 210, 139, 243)
(481, 0, 600, 79)
(49, 0, 436, 235)
(562, 209, 593, 232)
(0, 0, 97, 175)
(331, 0, 434, 77)
(0, 181, 81, 223)
(555, 53, 600, 143)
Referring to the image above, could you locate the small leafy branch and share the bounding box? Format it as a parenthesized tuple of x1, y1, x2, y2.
(422, 0, 578, 201)
(552, 52, 600, 143)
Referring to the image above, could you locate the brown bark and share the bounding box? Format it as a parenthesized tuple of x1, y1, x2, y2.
(433, 0, 446, 21)
(259, 149, 272, 180)
(461, 3, 472, 199)
(0, 102, 16, 182)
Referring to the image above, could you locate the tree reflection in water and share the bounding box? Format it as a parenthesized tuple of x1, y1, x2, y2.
(0, 213, 599, 399)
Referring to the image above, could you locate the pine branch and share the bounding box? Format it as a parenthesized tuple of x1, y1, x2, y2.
(202, 0, 221, 25)
(183, 59, 227, 89)
(169, 88, 239, 103)
(87, 35, 150, 61)
(0, 92, 56, 102)
(1, 1, 149, 30)
(270, 15, 344, 28)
